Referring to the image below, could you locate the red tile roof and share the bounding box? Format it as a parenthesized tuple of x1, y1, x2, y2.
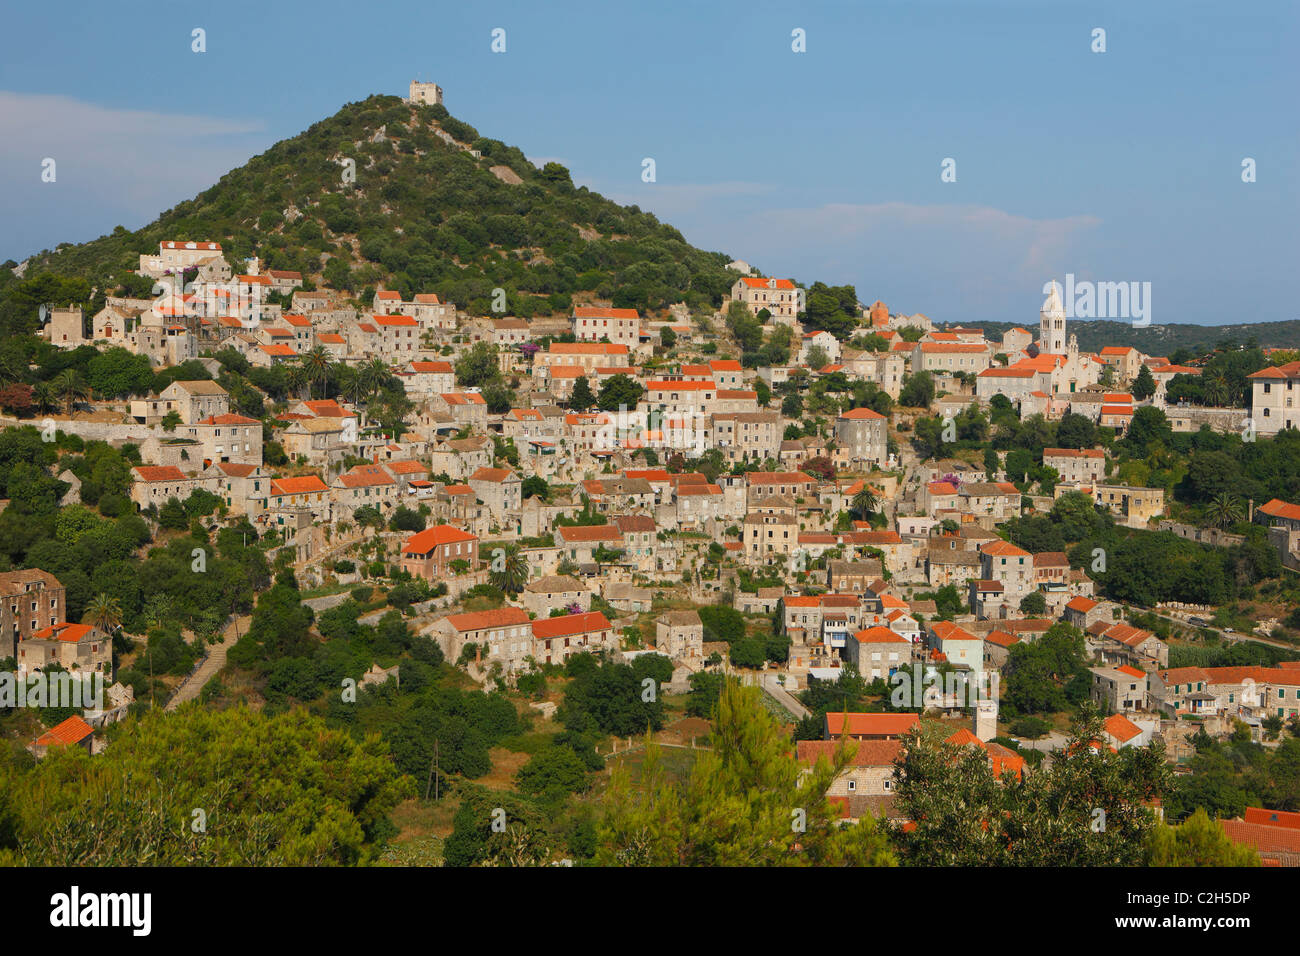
(824, 713, 920, 737)
(403, 524, 478, 554)
(269, 475, 328, 496)
(133, 465, 188, 482)
(443, 607, 530, 632)
(34, 715, 94, 747)
(531, 611, 612, 639)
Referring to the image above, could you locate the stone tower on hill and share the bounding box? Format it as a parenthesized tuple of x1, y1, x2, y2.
(408, 81, 443, 106)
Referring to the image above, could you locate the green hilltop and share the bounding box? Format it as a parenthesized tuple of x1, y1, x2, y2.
(5, 94, 738, 326)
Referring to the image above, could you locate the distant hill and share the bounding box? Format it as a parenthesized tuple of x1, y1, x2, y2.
(950, 319, 1300, 355)
(6, 94, 738, 324)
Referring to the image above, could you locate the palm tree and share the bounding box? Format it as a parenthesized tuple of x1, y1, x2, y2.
(359, 358, 390, 398)
(32, 381, 56, 415)
(84, 592, 123, 635)
(489, 547, 528, 595)
(53, 369, 89, 417)
(1206, 492, 1243, 529)
(285, 362, 309, 401)
(1204, 374, 1229, 407)
(850, 485, 878, 521)
(302, 346, 333, 400)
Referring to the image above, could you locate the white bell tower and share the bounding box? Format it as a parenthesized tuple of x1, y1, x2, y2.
(1040, 280, 1067, 355)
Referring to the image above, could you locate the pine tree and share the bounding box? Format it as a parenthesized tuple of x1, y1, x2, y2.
(597, 679, 896, 866)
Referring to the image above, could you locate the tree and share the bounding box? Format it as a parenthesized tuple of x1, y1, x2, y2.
(53, 370, 90, 418)
(31, 382, 56, 415)
(898, 372, 935, 409)
(0, 384, 34, 418)
(569, 376, 595, 411)
(596, 373, 644, 411)
(1019, 592, 1047, 616)
(160, 409, 182, 432)
(1145, 809, 1258, 866)
(729, 637, 765, 669)
(597, 680, 896, 866)
(0, 706, 411, 865)
(851, 485, 878, 520)
(804, 344, 830, 371)
(83, 592, 123, 635)
(302, 346, 333, 400)
(521, 476, 549, 500)
(894, 705, 1170, 865)
(489, 546, 528, 595)
(358, 358, 391, 398)
(1206, 493, 1243, 530)
(454, 342, 499, 389)
(516, 746, 591, 800)
(285, 362, 309, 401)
(1131, 365, 1156, 401)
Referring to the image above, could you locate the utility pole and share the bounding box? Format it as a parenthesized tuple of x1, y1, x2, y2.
(425, 738, 441, 801)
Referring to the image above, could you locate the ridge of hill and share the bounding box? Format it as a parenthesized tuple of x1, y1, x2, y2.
(5, 94, 739, 327)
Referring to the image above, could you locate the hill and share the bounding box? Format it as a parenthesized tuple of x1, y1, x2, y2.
(1, 94, 739, 332)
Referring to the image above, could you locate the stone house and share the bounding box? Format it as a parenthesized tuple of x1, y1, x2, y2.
(467, 467, 522, 527)
(0, 569, 66, 661)
(521, 575, 590, 617)
(655, 610, 703, 662)
(17, 622, 109, 678)
(401, 525, 480, 581)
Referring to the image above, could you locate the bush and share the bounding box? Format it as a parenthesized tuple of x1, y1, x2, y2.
(1010, 716, 1051, 739)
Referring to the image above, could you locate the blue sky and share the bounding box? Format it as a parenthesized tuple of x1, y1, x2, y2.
(1, 0, 1295, 326)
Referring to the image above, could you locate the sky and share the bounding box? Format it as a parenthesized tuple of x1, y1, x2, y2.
(1, 0, 1296, 326)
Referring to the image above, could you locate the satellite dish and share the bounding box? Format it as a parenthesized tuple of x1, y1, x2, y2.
(38, 303, 49, 323)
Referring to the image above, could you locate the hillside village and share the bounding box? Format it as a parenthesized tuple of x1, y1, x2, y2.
(5, 85, 1300, 868)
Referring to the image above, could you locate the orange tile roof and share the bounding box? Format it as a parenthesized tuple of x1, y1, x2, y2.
(556, 524, 622, 543)
(549, 342, 629, 355)
(574, 306, 639, 319)
(34, 715, 94, 747)
(980, 540, 1030, 557)
(444, 607, 531, 632)
(197, 413, 260, 426)
(1103, 713, 1143, 743)
(1259, 499, 1300, 522)
(133, 465, 188, 482)
(825, 713, 920, 737)
(269, 475, 328, 496)
(403, 524, 478, 554)
(531, 611, 612, 639)
(32, 622, 94, 643)
(747, 471, 814, 485)
(338, 466, 396, 488)
(853, 626, 909, 644)
(796, 738, 902, 767)
(737, 277, 795, 290)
